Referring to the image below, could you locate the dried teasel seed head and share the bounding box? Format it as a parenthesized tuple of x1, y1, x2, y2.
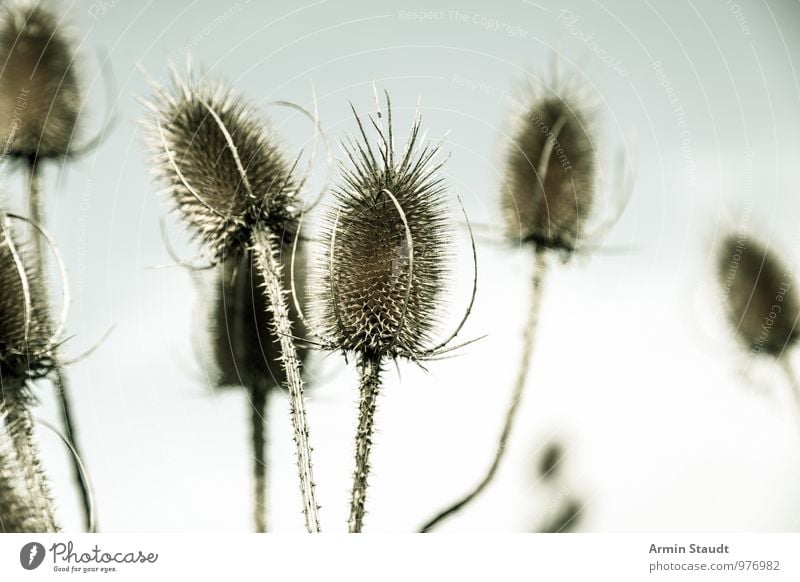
(717, 233, 800, 357)
(503, 87, 596, 254)
(316, 96, 452, 360)
(0, 219, 52, 388)
(0, 0, 83, 160)
(206, 239, 309, 393)
(145, 70, 298, 260)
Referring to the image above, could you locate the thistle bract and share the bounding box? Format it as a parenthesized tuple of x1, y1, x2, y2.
(503, 92, 596, 253)
(0, 1, 82, 160)
(717, 234, 799, 357)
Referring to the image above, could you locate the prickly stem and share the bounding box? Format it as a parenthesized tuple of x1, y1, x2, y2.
(348, 356, 381, 533)
(252, 228, 320, 533)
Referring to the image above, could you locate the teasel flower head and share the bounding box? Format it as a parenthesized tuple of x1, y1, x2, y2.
(0, 217, 53, 391)
(207, 242, 309, 393)
(315, 94, 465, 362)
(502, 78, 598, 255)
(144, 69, 299, 261)
(717, 233, 800, 358)
(0, 0, 83, 160)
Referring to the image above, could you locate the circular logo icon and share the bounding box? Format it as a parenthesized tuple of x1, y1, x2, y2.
(20, 542, 46, 570)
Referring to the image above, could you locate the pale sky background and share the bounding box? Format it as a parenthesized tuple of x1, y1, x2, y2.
(4, 0, 800, 532)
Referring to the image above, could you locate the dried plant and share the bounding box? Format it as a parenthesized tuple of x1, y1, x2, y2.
(421, 71, 631, 531)
(203, 241, 309, 532)
(0, 215, 57, 532)
(145, 68, 320, 532)
(311, 92, 474, 532)
(0, 0, 96, 529)
(716, 233, 800, 409)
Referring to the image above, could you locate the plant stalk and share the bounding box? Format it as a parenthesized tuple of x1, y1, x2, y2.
(250, 384, 268, 533)
(252, 228, 320, 533)
(27, 158, 92, 532)
(419, 247, 548, 532)
(348, 356, 381, 533)
(53, 366, 94, 531)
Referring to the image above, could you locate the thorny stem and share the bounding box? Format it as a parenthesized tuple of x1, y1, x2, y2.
(419, 247, 549, 532)
(250, 384, 268, 533)
(27, 159, 92, 532)
(348, 356, 381, 533)
(252, 228, 320, 533)
(53, 365, 94, 532)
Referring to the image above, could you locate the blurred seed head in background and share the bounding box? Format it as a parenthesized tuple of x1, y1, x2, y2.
(717, 233, 800, 358)
(0, 0, 82, 160)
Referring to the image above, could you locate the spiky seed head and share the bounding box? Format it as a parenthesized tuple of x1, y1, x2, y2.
(207, 241, 308, 393)
(0, 1, 82, 160)
(146, 71, 298, 260)
(0, 221, 52, 387)
(717, 234, 800, 357)
(316, 97, 452, 360)
(503, 89, 596, 254)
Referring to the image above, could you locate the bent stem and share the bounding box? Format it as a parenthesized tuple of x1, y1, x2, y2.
(419, 247, 549, 532)
(348, 356, 382, 533)
(53, 365, 94, 531)
(250, 384, 268, 533)
(252, 228, 320, 533)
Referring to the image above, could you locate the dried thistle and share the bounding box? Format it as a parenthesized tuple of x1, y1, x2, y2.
(0, 218, 57, 532)
(0, 1, 94, 529)
(717, 234, 799, 357)
(146, 71, 297, 261)
(0, 216, 53, 387)
(502, 90, 596, 253)
(205, 241, 309, 532)
(716, 233, 800, 412)
(0, 0, 83, 161)
(314, 93, 472, 532)
(421, 69, 629, 532)
(145, 68, 320, 532)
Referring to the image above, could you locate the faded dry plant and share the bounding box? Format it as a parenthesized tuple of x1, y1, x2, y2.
(0, 213, 57, 532)
(0, 0, 98, 530)
(311, 92, 475, 532)
(716, 233, 800, 411)
(421, 69, 631, 531)
(144, 68, 321, 532)
(202, 241, 309, 532)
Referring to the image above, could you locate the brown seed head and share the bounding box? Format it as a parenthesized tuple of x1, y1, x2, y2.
(717, 234, 800, 357)
(146, 70, 298, 260)
(0, 0, 82, 160)
(0, 219, 52, 389)
(503, 89, 596, 254)
(316, 96, 452, 360)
